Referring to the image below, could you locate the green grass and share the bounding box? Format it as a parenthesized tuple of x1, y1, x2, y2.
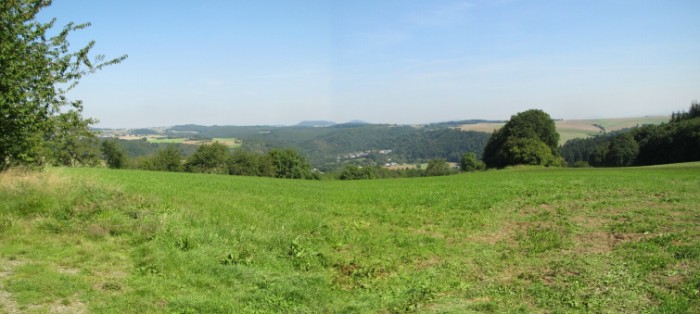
(212, 137, 242, 148)
(1, 163, 699, 312)
(590, 116, 669, 131)
(557, 127, 600, 144)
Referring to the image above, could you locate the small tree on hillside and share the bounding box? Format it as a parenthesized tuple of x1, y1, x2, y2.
(460, 152, 485, 172)
(228, 149, 269, 176)
(101, 140, 127, 169)
(141, 145, 184, 172)
(185, 142, 230, 174)
(267, 149, 315, 179)
(425, 158, 452, 176)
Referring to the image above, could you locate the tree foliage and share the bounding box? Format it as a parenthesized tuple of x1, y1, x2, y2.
(604, 133, 639, 167)
(562, 101, 700, 167)
(46, 110, 100, 167)
(138, 145, 183, 172)
(483, 109, 561, 168)
(0, 0, 126, 170)
(501, 137, 551, 166)
(228, 149, 274, 177)
(670, 100, 700, 123)
(111, 139, 199, 159)
(460, 152, 485, 172)
(425, 158, 453, 176)
(127, 142, 318, 180)
(268, 149, 315, 179)
(339, 165, 376, 180)
(185, 142, 230, 174)
(101, 140, 127, 169)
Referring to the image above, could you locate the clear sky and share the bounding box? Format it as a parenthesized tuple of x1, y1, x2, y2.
(40, 0, 700, 128)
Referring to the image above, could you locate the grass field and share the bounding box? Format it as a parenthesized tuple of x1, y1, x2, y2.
(145, 137, 186, 144)
(458, 116, 669, 144)
(212, 138, 242, 148)
(1, 163, 699, 312)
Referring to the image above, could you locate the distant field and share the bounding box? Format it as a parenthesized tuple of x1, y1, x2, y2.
(145, 137, 241, 147)
(385, 162, 459, 170)
(589, 116, 670, 130)
(458, 116, 669, 143)
(145, 137, 186, 144)
(1, 163, 698, 312)
(212, 137, 242, 148)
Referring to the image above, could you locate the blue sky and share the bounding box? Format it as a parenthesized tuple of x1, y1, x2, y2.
(40, 0, 700, 128)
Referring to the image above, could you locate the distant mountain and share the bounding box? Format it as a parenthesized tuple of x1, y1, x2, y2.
(128, 128, 159, 135)
(295, 120, 337, 127)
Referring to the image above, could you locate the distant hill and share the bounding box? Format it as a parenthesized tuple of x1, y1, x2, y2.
(295, 120, 337, 127)
(128, 128, 159, 135)
(137, 116, 670, 168)
(162, 122, 489, 170)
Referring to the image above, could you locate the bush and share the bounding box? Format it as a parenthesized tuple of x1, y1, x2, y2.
(460, 152, 485, 172)
(425, 158, 453, 176)
(268, 149, 315, 179)
(339, 165, 375, 180)
(137, 145, 183, 172)
(101, 140, 128, 169)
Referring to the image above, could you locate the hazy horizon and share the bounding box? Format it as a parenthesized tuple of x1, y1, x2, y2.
(40, 1, 699, 128)
(92, 114, 673, 130)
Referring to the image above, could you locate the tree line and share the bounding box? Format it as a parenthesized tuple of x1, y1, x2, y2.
(102, 139, 489, 180)
(561, 101, 700, 167)
(101, 141, 319, 179)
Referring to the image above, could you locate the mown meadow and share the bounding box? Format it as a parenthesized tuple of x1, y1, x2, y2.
(1, 163, 699, 313)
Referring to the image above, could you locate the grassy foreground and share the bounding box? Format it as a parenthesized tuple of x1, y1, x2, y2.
(1, 164, 699, 313)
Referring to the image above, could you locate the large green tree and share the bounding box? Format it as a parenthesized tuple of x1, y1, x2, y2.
(228, 149, 274, 177)
(185, 142, 230, 174)
(482, 109, 561, 168)
(268, 149, 315, 179)
(0, 0, 126, 170)
(604, 133, 639, 167)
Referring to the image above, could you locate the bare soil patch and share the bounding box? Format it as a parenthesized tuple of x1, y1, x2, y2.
(0, 258, 24, 314)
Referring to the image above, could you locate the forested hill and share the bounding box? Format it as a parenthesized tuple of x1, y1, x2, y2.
(165, 123, 491, 170)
